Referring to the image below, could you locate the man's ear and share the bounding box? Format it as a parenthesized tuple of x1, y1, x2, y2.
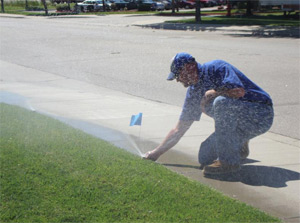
(185, 62, 197, 70)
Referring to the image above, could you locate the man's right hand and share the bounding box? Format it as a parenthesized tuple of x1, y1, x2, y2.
(143, 120, 194, 161)
(143, 151, 159, 161)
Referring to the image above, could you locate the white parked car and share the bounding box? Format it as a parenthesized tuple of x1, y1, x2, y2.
(161, 0, 171, 10)
(154, 1, 165, 10)
(78, 0, 104, 12)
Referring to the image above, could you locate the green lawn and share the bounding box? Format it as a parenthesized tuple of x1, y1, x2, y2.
(0, 103, 280, 222)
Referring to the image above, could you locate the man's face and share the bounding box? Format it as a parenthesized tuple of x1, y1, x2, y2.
(176, 62, 199, 88)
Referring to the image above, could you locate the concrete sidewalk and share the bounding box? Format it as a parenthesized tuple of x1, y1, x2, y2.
(1, 59, 299, 222)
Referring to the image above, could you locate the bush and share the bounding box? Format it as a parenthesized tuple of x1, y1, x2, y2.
(56, 3, 71, 11)
(237, 2, 246, 10)
(5, 0, 25, 7)
(237, 1, 259, 11)
(26, 1, 44, 11)
(2, 0, 55, 11)
(26, 6, 44, 11)
(28, 1, 41, 7)
(110, 3, 117, 10)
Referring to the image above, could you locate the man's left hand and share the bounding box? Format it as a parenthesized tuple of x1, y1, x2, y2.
(201, 89, 219, 113)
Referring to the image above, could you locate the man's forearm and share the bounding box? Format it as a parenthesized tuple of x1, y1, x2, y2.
(217, 88, 245, 98)
(154, 128, 184, 156)
(151, 120, 193, 157)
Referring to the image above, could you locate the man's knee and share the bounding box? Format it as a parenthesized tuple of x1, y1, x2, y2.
(198, 134, 217, 165)
(212, 96, 228, 109)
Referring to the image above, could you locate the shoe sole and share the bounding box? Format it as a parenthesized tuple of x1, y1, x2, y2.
(203, 166, 241, 175)
(199, 164, 206, 170)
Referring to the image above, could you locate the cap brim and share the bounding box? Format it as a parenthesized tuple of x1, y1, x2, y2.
(167, 72, 176, 81)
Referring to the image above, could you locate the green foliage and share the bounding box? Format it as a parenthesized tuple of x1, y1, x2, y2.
(56, 3, 71, 11)
(237, 1, 247, 10)
(3, 0, 26, 7)
(3, 0, 48, 8)
(0, 0, 56, 13)
(26, 6, 45, 11)
(110, 3, 117, 10)
(0, 103, 280, 222)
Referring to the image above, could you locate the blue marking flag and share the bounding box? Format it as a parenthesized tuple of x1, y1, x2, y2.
(130, 113, 143, 126)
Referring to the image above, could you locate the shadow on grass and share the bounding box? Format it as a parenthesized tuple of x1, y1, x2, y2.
(204, 164, 300, 188)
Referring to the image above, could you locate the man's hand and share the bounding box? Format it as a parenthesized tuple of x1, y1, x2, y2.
(143, 120, 194, 161)
(201, 89, 219, 114)
(143, 151, 159, 161)
(201, 88, 245, 114)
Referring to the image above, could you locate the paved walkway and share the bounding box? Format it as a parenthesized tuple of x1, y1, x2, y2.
(1, 58, 299, 221)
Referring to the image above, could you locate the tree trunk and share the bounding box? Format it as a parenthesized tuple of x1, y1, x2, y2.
(172, 0, 175, 13)
(42, 0, 49, 16)
(102, 0, 106, 11)
(25, 0, 28, 10)
(226, 1, 231, 17)
(74, 0, 79, 13)
(1, 0, 5, 13)
(195, 0, 201, 22)
(246, 0, 252, 16)
(67, 0, 71, 11)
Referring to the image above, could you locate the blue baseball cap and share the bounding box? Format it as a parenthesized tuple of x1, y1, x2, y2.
(167, 53, 195, 81)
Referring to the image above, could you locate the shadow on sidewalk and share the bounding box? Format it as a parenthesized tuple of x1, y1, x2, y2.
(134, 23, 299, 38)
(204, 165, 300, 188)
(163, 156, 300, 188)
(164, 163, 201, 169)
(226, 27, 300, 38)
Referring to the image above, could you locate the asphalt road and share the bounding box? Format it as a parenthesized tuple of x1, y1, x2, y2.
(0, 14, 299, 139)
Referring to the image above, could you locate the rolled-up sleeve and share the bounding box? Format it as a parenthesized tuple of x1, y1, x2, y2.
(216, 65, 244, 90)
